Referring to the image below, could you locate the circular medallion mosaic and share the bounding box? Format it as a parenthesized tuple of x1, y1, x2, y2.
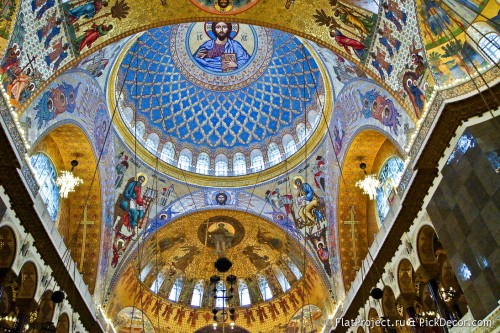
(189, 0, 260, 14)
(170, 23, 273, 91)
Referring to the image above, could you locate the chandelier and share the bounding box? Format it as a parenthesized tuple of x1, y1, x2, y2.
(55, 159, 83, 198)
(211, 257, 237, 331)
(355, 162, 381, 200)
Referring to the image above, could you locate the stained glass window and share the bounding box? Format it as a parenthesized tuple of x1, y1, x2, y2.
(30, 153, 59, 222)
(376, 156, 405, 224)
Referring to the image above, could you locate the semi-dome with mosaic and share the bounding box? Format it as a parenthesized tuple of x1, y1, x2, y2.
(113, 210, 331, 316)
(112, 23, 332, 178)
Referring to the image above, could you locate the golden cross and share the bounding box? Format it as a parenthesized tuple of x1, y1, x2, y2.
(79, 204, 94, 272)
(343, 205, 360, 266)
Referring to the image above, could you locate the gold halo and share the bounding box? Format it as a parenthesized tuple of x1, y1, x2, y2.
(136, 172, 148, 186)
(292, 175, 305, 189)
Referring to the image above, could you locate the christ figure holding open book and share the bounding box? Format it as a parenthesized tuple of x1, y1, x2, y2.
(193, 22, 250, 72)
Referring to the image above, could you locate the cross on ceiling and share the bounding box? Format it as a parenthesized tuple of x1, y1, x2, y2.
(79, 204, 94, 272)
(343, 205, 360, 268)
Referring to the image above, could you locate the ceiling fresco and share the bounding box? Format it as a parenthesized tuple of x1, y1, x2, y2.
(416, 0, 500, 86)
(1, 0, 499, 332)
(120, 210, 309, 293)
(0, 0, 498, 123)
(115, 23, 326, 156)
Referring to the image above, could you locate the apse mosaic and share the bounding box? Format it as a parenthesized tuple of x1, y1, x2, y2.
(117, 23, 325, 155)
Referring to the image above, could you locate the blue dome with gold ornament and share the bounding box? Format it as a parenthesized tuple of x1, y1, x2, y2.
(115, 23, 328, 175)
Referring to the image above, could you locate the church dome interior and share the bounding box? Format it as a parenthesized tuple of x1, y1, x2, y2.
(0, 0, 498, 332)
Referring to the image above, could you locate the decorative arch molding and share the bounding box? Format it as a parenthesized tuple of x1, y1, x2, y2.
(397, 258, 415, 297)
(17, 261, 38, 301)
(19, 70, 116, 299)
(0, 226, 16, 269)
(336, 127, 403, 290)
(416, 224, 439, 270)
(55, 312, 70, 333)
(381, 286, 402, 324)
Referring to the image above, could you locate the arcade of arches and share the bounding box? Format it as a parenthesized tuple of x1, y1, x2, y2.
(0, 0, 499, 332)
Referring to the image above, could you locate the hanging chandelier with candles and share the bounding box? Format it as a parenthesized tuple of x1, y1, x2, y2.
(210, 257, 237, 331)
(355, 162, 381, 200)
(55, 159, 83, 198)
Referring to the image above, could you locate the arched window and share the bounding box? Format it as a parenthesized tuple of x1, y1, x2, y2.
(168, 276, 184, 302)
(178, 149, 192, 171)
(250, 149, 264, 172)
(376, 156, 405, 224)
(139, 263, 153, 282)
(191, 280, 204, 307)
(134, 121, 145, 141)
(215, 154, 228, 176)
(150, 272, 165, 293)
(283, 134, 297, 157)
(479, 32, 500, 63)
(296, 123, 307, 143)
(268, 143, 281, 166)
(145, 133, 159, 154)
(233, 153, 247, 175)
(122, 106, 134, 124)
(215, 281, 227, 308)
(161, 142, 175, 162)
(238, 280, 251, 306)
(196, 153, 210, 175)
(287, 260, 302, 280)
(308, 110, 319, 128)
(30, 153, 59, 221)
(257, 275, 273, 301)
(274, 268, 291, 292)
